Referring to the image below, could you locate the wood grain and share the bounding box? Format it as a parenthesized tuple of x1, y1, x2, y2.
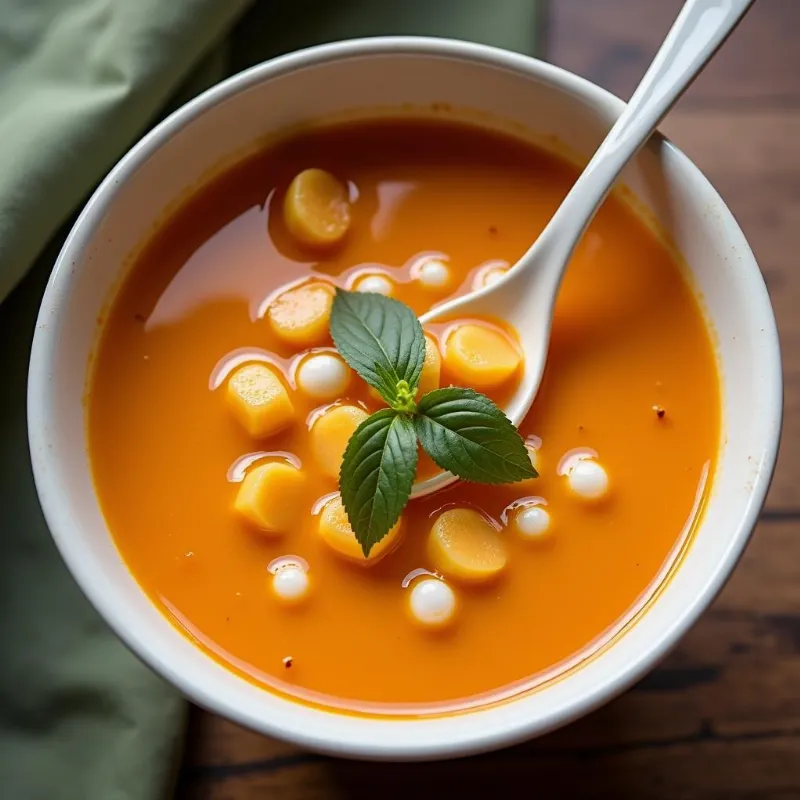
(181, 739, 800, 800)
(178, 520, 800, 798)
(545, 0, 800, 108)
(178, 2, 800, 797)
(661, 109, 800, 511)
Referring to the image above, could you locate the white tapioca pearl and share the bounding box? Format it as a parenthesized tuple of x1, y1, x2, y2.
(568, 459, 609, 500)
(296, 353, 351, 400)
(417, 259, 451, 289)
(514, 505, 551, 539)
(408, 578, 456, 628)
(355, 274, 394, 296)
(473, 264, 509, 290)
(483, 267, 507, 287)
(268, 556, 310, 605)
(271, 564, 310, 604)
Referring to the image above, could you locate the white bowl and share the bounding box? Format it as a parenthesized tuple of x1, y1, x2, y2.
(28, 37, 782, 760)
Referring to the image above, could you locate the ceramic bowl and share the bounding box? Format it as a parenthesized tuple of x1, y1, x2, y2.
(28, 37, 782, 760)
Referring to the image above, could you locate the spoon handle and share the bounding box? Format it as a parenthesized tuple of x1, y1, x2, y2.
(532, 0, 755, 273)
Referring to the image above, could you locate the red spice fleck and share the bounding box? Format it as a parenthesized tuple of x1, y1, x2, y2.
(653, 405, 666, 419)
(282, 656, 293, 669)
(488, 225, 498, 236)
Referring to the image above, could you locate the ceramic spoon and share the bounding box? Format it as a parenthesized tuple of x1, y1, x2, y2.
(412, 0, 755, 498)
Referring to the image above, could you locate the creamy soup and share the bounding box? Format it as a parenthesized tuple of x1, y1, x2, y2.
(88, 119, 720, 712)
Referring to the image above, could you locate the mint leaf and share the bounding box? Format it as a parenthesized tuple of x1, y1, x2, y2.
(339, 409, 418, 557)
(415, 388, 536, 484)
(330, 290, 425, 404)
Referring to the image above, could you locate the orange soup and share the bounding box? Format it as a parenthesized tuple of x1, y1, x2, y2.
(88, 120, 720, 712)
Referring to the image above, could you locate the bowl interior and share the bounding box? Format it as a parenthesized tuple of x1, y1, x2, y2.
(29, 41, 781, 759)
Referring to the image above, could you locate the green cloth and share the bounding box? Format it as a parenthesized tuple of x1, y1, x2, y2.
(0, 2, 542, 798)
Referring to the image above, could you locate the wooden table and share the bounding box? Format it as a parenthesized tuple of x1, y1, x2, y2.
(178, 3, 800, 796)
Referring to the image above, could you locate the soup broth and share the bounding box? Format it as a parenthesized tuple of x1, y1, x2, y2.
(88, 119, 720, 712)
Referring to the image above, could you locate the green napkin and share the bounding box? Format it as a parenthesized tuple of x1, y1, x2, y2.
(0, 2, 541, 798)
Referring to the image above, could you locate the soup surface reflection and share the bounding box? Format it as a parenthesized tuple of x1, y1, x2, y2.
(88, 120, 720, 712)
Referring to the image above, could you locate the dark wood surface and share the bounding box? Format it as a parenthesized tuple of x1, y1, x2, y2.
(178, 3, 800, 797)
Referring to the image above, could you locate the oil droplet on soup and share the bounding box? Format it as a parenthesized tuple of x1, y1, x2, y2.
(88, 120, 719, 711)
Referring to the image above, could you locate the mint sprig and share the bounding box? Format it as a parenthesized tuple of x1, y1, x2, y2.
(333, 289, 537, 557)
(339, 410, 418, 557)
(330, 289, 425, 406)
(415, 388, 535, 484)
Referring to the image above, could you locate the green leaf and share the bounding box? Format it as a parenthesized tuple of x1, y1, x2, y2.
(339, 409, 418, 557)
(330, 289, 425, 404)
(415, 388, 537, 484)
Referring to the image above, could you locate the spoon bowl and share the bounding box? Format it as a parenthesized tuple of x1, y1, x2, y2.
(411, 0, 755, 499)
(409, 265, 554, 497)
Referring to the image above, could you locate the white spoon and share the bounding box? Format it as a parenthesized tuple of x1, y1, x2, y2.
(412, 0, 755, 498)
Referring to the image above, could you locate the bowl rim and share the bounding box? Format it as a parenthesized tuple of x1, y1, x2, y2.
(27, 35, 783, 760)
